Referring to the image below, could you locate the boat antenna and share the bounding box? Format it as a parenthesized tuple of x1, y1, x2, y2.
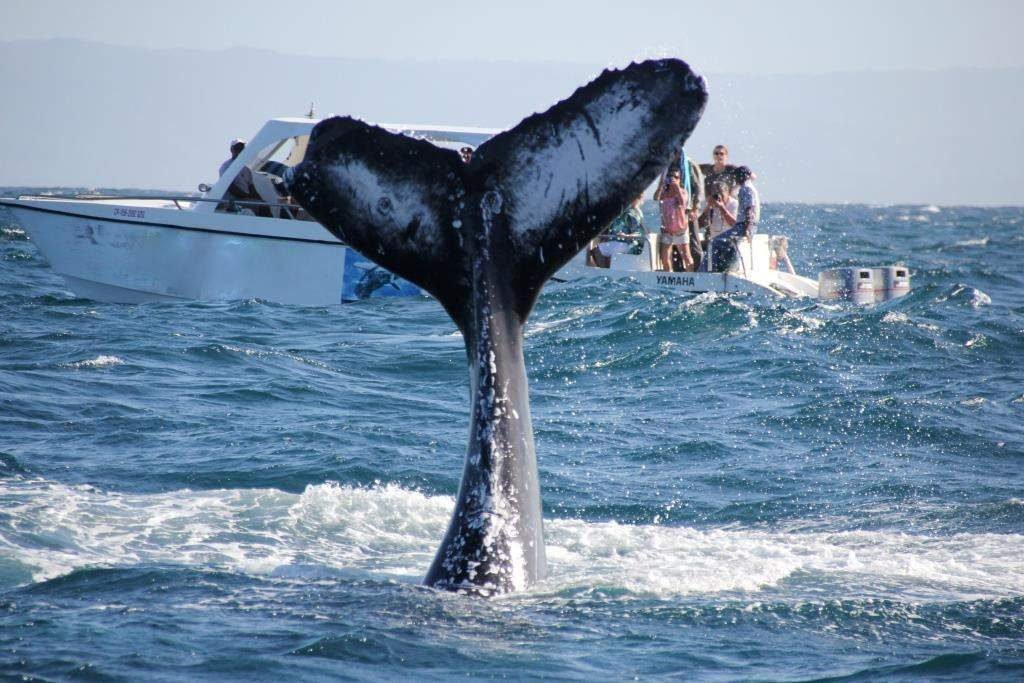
(307, 102, 316, 119)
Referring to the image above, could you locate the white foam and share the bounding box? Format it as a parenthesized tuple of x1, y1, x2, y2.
(725, 298, 760, 333)
(1, 479, 1022, 601)
(544, 521, 1024, 600)
(946, 285, 992, 308)
(218, 344, 333, 371)
(524, 307, 601, 338)
(779, 310, 824, 336)
(882, 311, 941, 332)
(64, 355, 124, 369)
(964, 334, 987, 348)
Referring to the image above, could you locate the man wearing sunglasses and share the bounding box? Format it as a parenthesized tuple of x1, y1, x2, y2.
(700, 145, 738, 201)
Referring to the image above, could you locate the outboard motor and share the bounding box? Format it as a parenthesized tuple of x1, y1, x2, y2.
(851, 268, 877, 305)
(818, 267, 875, 304)
(878, 266, 911, 301)
(817, 266, 911, 304)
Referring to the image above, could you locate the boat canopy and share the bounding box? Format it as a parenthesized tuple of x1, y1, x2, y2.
(197, 118, 501, 214)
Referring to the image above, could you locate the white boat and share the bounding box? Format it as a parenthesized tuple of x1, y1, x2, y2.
(0, 117, 496, 305)
(2, 117, 895, 304)
(560, 232, 820, 298)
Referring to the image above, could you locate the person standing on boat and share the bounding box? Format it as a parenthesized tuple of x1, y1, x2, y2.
(733, 166, 760, 236)
(701, 182, 739, 241)
(667, 148, 705, 270)
(698, 145, 736, 257)
(684, 153, 706, 270)
(705, 166, 760, 272)
(699, 144, 738, 199)
(654, 168, 693, 272)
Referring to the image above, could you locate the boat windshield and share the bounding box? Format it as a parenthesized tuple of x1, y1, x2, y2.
(215, 135, 312, 219)
(214, 124, 491, 220)
(253, 135, 308, 177)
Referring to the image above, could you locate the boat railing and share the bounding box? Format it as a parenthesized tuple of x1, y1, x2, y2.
(15, 193, 303, 214)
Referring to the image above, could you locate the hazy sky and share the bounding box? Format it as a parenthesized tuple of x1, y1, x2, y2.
(4, 0, 1023, 74)
(3, 1, 1023, 203)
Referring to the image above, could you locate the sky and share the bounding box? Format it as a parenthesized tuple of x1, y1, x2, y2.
(3, 0, 1023, 74)
(2, 1, 1023, 203)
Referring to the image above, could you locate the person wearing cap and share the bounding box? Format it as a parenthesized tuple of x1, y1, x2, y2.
(459, 146, 473, 163)
(704, 165, 760, 272)
(217, 138, 259, 210)
(219, 139, 246, 177)
(732, 165, 760, 237)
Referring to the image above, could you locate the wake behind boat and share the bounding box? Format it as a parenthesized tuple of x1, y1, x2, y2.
(1, 118, 908, 305)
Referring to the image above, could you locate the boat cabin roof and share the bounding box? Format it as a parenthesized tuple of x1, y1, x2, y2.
(199, 117, 500, 213)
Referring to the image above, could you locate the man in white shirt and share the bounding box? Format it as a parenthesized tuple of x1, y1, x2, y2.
(733, 167, 761, 236)
(701, 182, 739, 241)
(704, 166, 760, 272)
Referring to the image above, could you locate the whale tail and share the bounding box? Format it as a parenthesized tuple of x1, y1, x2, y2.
(289, 59, 708, 594)
(290, 59, 707, 328)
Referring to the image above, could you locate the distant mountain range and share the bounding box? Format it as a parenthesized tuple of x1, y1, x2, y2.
(2, 39, 1021, 205)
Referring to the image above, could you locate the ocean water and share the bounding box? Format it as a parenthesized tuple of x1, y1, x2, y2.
(1, 194, 1022, 681)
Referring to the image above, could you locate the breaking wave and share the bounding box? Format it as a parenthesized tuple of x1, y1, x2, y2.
(2, 478, 1021, 602)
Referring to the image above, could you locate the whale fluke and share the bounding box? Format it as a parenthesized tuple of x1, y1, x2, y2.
(288, 59, 708, 595)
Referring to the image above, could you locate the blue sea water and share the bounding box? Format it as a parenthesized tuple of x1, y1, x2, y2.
(1, 193, 1022, 681)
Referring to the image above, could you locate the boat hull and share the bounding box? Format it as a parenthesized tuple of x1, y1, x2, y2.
(2, 199, 422, 305)
(557, 236, 820, 298)
(2, 198, 818, 304)
(559, 261, 817, 297)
